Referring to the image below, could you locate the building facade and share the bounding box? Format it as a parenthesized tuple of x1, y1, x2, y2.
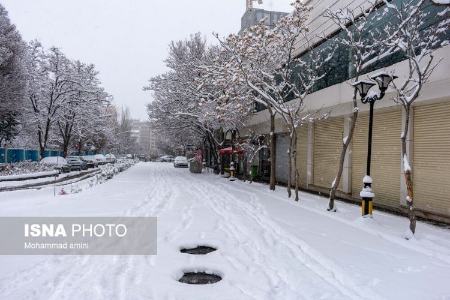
(241, 7, 288, 32)
(242, 0, 450, 223)
(131, 121, 159, 156)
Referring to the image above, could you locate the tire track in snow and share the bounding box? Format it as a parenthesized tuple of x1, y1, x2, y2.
(176, 174, 306, 300)
(212, 179, 383, 300)
(46, 165, 171, 300)
(0, 163, 176, 300)
(182, 173, 378, 300)
(83, 164, 178, 300)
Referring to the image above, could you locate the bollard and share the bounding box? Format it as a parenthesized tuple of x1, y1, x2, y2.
(360, 175, 374, 216)
(229, 162, 236, 181)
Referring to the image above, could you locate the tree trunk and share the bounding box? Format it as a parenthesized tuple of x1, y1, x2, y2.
(402, 105, 416, 236)
(287, 132, 292, 198)
(207, 133, 218, 169)
(38, 128, 46, 159)
(292, 129, 300, 201)
(76, 140, 83, 155)
(63, 144, 68, 158)
(328, 89, 359, 211)
(62, 133, 71, 158)
(59, 124, 71, 158)
(38, 118, 52, 159)
(269, 113, 276, 191)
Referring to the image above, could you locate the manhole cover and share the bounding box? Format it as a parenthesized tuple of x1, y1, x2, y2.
(180, 245, 217, 255)
(179, 272, 222, 285)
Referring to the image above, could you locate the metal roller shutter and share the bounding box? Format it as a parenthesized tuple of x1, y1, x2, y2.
(351, 108, 402, 208)
(275, 133, 290, 184)
(413, 101, 450, 216)
(313, 118, 344, 189)
(296, 126, 308, 188)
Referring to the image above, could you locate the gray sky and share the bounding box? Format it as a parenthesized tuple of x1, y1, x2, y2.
(2, 0, 293, 120)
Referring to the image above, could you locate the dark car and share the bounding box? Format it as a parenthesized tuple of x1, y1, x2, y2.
(160, 155, 174, 162)
(81, 156, 98, 168)
(66, 156, 88, 171)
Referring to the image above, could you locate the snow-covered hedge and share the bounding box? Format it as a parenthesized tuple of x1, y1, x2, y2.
(96, 158, 136, 182)
(0, 170, 59, 182)
(0, 161, 56, 176)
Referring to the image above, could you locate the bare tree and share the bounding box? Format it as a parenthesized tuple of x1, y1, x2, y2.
(56, 61, 109, 157)
(26, 45, 79, 157)
(0, 4, 27, 146)
(382, 0, 449, 237)
(324, 1, 391, 211)
(145, 34, 252, 162)
(238, 133, 268, 182)
(218, 0, 332, 200)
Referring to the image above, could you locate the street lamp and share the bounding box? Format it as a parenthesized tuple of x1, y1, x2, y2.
(352, 72, 397, 217)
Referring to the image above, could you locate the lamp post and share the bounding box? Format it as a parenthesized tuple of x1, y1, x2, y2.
(225, 128, 239, 181)
(352, 73, 397, 217)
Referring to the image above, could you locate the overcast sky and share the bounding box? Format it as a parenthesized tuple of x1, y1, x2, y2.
(2, 0, 293, 121)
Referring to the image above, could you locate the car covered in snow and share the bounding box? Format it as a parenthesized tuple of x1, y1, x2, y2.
(40, 156, 70, 172)
(173, 156, 188, 168)
(105, 154, 117, 163)
(40, 156, 67, 166)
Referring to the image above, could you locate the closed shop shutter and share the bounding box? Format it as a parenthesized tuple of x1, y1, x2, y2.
(296, 126, 308, 188)
(313, 118, 344, 189)
(351, 108, 402, 208)
(413, 101, 450, 216)
(275, 133, 290, 184)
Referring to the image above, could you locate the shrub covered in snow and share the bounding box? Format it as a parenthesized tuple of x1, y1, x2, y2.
(0, 161, 56, 176)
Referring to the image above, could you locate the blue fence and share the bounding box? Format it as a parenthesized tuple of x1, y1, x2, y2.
(0, 148, 102, 163)
(0, 148, 65, 164)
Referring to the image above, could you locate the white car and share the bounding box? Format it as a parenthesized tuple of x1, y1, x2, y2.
(173, 156, 188, 168)
(40, 156, 69, 173)
(105, 154, 116, 163)
(94, 154, 107, 165)
(40, 156, 67, 167)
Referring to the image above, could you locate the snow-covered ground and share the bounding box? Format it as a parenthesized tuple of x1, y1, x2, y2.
(0, 162, 449, 300)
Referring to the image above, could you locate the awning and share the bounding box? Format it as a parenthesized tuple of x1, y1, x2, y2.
(219, 147, 244, 155)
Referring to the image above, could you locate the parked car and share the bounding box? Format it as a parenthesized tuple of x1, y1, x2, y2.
(160, 155, 174, 162)
(105, 154, 117, 163)
(78, 157, 89, 170)
(94, 154, 108, 165)
(173, 156, 188, 168)
(66, 156, 88, 171)
(81, 156, 98, 168)
(40, 156, 69, 173)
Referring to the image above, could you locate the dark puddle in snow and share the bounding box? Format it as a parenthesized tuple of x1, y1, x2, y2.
(180, 245, 217, 255)
(179, 272, 222, 285)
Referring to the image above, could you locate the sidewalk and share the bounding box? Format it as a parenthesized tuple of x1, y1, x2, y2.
(210, 176, 450, 300)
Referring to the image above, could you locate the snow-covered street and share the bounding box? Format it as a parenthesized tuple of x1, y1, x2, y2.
(0, 162, 450, 300)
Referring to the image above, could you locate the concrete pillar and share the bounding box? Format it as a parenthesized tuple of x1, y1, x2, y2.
(400, 109, 414, 206)
(307, 122, 314, 188)
(342, 116, 352, 194)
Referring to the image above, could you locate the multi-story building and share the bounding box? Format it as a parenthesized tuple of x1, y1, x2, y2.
(241, 7, 288, 32)
(243, 0, 450, 223)
(131, 121, 159, 156)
